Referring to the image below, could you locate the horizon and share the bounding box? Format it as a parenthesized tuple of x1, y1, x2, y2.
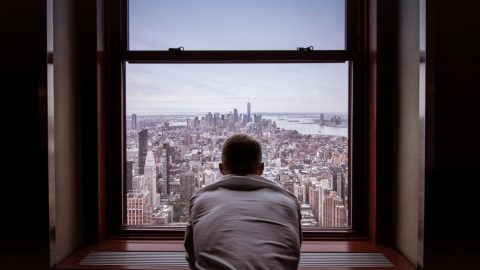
(127, 1, 347, 114)
(126, 111, 349, 116)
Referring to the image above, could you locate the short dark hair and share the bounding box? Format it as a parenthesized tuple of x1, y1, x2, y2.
(221, 134, 262, 175)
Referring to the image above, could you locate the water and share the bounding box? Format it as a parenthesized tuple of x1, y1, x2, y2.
(163, 113, 348, 138)
(267, 115, 348, 138)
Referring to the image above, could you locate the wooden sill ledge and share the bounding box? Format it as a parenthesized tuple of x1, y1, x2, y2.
(57, 240, 415, 270)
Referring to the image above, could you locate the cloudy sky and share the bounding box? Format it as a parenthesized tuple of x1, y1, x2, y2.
(127, 0, 347, 115)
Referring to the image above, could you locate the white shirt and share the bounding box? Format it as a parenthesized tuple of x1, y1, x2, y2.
(184, 174, 302, 270)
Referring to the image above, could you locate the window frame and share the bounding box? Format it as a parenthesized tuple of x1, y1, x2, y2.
(104, 0, 368, 240)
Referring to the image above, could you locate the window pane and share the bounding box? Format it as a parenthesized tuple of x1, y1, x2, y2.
(125, 63, 349, 228)
(129, 0, 345, 50)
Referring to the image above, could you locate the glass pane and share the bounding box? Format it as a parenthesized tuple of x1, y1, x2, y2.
(125, 63, 349, 228)
(129, 0, 345, 50)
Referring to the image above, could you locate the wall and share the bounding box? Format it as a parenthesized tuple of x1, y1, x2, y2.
(393, 0, 420, 265)
(423, 0, 480, 269)
(0, 1, 51, 269)
(52, 0, 84, 265)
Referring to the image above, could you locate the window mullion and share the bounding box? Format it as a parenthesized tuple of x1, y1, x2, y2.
(124, 50, 354, 64)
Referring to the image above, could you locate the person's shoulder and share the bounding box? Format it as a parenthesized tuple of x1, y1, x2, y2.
(190, 174, 298, 203)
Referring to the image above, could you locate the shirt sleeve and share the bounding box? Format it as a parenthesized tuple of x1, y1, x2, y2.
(297, 201, 303, 245)
(184, 219, 197, 269)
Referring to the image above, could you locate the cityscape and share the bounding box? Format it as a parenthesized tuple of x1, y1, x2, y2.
(125, 102, 349, 228)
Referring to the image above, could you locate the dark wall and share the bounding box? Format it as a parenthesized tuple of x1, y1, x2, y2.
(423, 1, 480, 269)
(0, 1, 51, 270)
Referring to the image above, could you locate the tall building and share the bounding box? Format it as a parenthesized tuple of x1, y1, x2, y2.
(132, 175, 145, 191)
(132, 113, 137, 129)
(126, 148, 138, 175)
(233, 108, 238, 123)
(335, 205, 347, 227)
(161, 143, 171, 195)
(320, 113, 325, 126)
(322, 191, 346, 227)
(137, 129, 148, 174)
(144, 150, 158, 209)
(126, 190, 152, 225)
(335, 172, 346, 202)
(254, 114, 262, 123)
(180, 171, 195, 202)
(126, 160, 134, 192)
(247, 102, 251, 122)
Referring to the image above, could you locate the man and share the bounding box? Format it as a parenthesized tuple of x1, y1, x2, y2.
(184, 134, 302, 270)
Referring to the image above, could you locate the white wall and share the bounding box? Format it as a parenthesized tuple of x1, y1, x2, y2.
(394, 0, 420, 265)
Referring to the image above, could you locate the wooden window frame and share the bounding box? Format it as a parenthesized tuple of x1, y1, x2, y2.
(100, 0, 372, 241)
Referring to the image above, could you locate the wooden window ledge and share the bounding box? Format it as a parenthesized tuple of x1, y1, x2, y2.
(57, 240, 415, 270)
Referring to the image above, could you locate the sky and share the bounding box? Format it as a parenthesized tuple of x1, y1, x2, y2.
(127, 0, 347, 115)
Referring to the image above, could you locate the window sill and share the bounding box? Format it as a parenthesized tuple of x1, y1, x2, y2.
(57, 240, 415, 270)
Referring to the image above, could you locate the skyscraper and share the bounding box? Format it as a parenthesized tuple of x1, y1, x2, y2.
(180, 171, 195, 202)
(322, 191, 346, 227)
(247, 102, 251, 122)
(126, 160, 134, 192)
(233, 108, 238, 123)
(132, 113, 137, 129)
(137, 129, 148, 175)
(144, 150, 158, 209)
(161, 143, 171, 196)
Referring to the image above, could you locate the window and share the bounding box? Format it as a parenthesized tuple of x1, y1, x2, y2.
(108, 0, 367, 238)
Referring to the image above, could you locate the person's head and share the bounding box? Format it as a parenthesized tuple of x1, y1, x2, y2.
(219, 134, 264, 176)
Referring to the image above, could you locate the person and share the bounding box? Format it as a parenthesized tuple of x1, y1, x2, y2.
(184, 134, 302, 270)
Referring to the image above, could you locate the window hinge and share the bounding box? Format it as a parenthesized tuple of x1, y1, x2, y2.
(297, 46, 314, 51)
(168, 47, 184, 52)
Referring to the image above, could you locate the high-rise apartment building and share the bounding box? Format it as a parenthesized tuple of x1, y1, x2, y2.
(322, 191, 347, 227)
(126, 190, 152, 225)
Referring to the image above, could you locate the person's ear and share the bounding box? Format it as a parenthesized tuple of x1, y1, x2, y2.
(256, 162, 264, 175)
(219, 163, 226, 175)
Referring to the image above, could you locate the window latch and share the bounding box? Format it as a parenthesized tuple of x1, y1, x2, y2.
(297, 46, 314, 51)
(168, 47, 184, 52)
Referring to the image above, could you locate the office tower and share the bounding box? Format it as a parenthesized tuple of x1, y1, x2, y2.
(126, 148, 138, 175)
(180, 171, 195, 202)
(161, 143, 171, 195)
(247, 102, 251, 122)
(313, 180, 330, 226)
(126, 160, 134, 192)
(335, 205, 347, 227)
(336, 172, 346, 202)
(144, 150, 157, 209)
(132, 114, 137, 129)
(132, 175, 145, 191)
(320, 113, 325, 126)
(137, 129, 148, 175)
(322, 191, 346, 227)
(233, 108, 238, 123)
(254, 114, 262, 123)
(206, 112, 213, 126)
